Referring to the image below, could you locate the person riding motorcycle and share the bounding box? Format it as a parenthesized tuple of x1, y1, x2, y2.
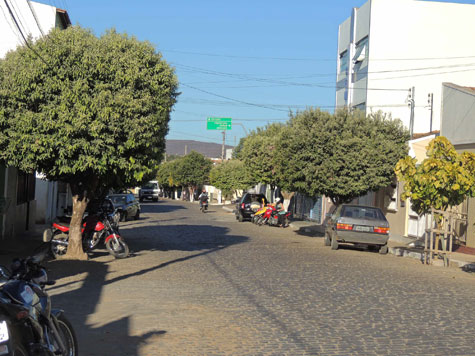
(198, 189, 209, 209)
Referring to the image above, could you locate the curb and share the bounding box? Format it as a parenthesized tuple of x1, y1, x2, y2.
(389, 246, 475, 269)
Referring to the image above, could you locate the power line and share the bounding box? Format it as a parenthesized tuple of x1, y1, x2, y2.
(27, 0, 45, 36)
(2, 0, 48, 65)
(181, 83, 290, 112)
(163, 48, 475, 62)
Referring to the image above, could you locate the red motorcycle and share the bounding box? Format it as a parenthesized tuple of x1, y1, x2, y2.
(43, 202, 129, 259)
(268, 209, 292, 227)
(257, 204, 277, 226)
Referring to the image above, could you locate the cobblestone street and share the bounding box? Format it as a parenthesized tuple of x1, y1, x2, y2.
(46, 200, 475, 356)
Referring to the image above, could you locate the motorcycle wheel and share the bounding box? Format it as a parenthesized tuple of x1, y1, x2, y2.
(106, 237, 129, 259)
(51, 232, 69, 259)
(48, 314, 78, 356)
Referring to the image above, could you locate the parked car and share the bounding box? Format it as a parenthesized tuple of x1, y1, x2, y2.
(324, 204, 389, 254)
(107, 193, 141, 221)
(235, 193, 268, 222)
(139, 181, 159, 202)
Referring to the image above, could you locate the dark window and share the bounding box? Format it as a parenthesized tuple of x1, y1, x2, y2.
(17, 171, 35, 205)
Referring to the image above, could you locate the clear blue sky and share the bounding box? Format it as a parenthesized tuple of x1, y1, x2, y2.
(62, 0, 475, 146)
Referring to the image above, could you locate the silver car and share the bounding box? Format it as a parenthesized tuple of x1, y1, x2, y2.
(324, 204, 389, 254)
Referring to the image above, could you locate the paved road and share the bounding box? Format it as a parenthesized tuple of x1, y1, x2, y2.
(47, 200, 475, 356)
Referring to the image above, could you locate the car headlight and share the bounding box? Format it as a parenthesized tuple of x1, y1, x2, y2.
(0, 320, 9, 343)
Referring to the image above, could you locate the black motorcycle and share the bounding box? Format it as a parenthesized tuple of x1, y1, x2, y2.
(0, 246, 78, 355)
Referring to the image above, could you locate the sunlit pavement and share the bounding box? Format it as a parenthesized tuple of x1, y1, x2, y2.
(46, 200, 475, 356)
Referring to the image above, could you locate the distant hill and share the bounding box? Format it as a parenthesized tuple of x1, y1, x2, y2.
(166, 140, 234, 159)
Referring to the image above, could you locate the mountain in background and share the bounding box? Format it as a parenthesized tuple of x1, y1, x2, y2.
(166, 140, 234, 159)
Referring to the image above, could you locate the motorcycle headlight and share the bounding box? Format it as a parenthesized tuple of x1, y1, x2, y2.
(0, 320, 9, 343)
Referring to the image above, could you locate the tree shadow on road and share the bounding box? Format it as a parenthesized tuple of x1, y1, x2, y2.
(44, 224, 248, 356)
(119, 223, 248, 254)
(140, 202, 186, 214)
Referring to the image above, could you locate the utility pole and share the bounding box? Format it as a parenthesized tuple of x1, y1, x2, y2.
(221, 131, 225, 161)
(427, 93, 434, 133)
(184, 145, 188, 155)
(407, 87, 415, 138)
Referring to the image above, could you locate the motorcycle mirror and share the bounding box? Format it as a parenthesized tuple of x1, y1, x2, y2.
(0, 265, 11, 279)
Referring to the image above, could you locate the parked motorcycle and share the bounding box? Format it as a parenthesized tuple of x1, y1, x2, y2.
(251, 204, 268, 225)
(0, 246, 78, 355)
(44, 200, 129, 259)
(267, 210, 292, 227)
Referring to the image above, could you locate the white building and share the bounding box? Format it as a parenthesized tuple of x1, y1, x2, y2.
(0, 1, 70, 238)
(336, 0, 475, 135)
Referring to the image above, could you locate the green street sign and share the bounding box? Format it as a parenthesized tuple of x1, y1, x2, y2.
(207, 117, 232, 130)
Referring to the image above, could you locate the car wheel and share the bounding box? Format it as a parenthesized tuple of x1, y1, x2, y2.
(324, 232, 331, 246)
(120, 211, 126, 222)
(238, 213, 244, 222)
(134, 210, 140, 220)
(379, 244, 388, 254)
(331, 234, 339, 250)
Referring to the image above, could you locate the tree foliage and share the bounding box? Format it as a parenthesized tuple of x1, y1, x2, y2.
(0, 26, 178, 258)
(156, 152, 212, 199)
(236, 123, 284, 189)
(209, 159, 253, 198)
(395, 136, 475, 215)
(275, 108, 410, 205)
(175, 151, 213, 188)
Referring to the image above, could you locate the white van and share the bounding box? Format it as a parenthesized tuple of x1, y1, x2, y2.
(139, 181, 159, 202)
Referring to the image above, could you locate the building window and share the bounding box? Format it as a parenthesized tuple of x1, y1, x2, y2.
(339, 50, 348, 74)
(17, 171, 35, 205)
(352, 37, 369, 81)
(353, 37, 368, 64)
(352, 102, 366, 112)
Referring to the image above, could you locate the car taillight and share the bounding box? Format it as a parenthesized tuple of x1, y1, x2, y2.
(241, 203, 245, 209)
(374, 227, 389, 234)
(336, 223, 353, 231)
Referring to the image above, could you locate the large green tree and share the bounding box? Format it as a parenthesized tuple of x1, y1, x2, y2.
(236, 123, 284, 195)
(174, 151, 213, 200)
(0, 27, 178, 259)
(275, 108, 410, 205)
(209, 159, 253, 199)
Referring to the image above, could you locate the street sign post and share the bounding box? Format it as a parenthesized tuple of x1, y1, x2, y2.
(207, 117, 232, 130)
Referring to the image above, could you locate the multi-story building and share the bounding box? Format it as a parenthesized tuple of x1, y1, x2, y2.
(336, 0, 475, 135)
(336, 0, 475, 243)
(0, 0, 70, 239)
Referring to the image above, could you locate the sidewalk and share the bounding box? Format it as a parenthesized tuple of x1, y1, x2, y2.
(223, 205, 475, 272)
(0, 224, 48, 265)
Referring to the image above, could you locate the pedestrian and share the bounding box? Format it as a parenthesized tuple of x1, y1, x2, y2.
(275, 197, 287, 227)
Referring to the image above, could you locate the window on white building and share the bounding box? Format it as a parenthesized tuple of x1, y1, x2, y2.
(339, 50, 348, 74)
(353, 37, 368, 64)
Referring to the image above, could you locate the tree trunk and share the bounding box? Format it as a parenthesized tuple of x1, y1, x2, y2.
(64, 186, 89, 260)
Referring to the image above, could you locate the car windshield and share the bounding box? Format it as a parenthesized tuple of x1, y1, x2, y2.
(110, 196, 127, 205)
(244, 194, 266, 203)
(142, 183, 157, 189)
(341, 206, 385, 220)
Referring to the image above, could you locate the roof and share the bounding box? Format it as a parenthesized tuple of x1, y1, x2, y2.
(443, 82, 475, 96)
(412, 130, 440, 140)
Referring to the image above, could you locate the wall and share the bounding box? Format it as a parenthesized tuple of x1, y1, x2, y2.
(366, 0, 475, 133)
(441, 84, 475, 145)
